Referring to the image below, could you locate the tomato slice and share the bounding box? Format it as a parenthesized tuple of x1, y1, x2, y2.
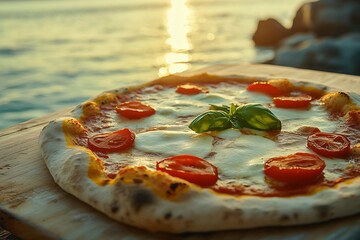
(273, 94, 312, 108)
(247, 82, 284, 97)
(264, 152, 325, 185)
(176, 84, 208, 95)
(116, 101, 156, 119)
(307, 132, 351, 158)
(156, 155, 218, 187)
(88, 128, 135, 153)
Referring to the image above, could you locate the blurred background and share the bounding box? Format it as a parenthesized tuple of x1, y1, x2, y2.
(0, 0, 306, 130)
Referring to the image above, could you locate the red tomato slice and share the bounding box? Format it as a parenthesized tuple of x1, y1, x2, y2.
(264, 152, 325, 185)
(88, 128, 135, 153)
(273, 94, 312, 108)
(307, 132, 351, 158)
(116, 101, 156, 119)
(176, 84, 208, 95)
(247, 82, 284, 97)
(156, 155, 218, 187)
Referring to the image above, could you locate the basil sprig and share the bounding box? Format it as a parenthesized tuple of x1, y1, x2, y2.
(189, 103, 281, 133)
(187, 110, 232, 133)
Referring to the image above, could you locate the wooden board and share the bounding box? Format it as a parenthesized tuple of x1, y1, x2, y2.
(1, 64, 360, 240)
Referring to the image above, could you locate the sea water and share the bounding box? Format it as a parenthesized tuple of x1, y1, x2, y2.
(0, 0, 305, 129)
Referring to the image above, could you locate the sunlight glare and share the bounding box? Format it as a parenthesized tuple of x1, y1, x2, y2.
(159, 0, 192, 77)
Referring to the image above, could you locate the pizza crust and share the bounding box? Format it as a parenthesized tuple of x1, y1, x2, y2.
(39, 74, 360, 233)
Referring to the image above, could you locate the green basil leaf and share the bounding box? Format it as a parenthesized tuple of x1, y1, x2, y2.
(189, 110, 232, 133)
(229, 103, 238, 116)
(233, 104, 281, 131)
(209, 104, 230, 113)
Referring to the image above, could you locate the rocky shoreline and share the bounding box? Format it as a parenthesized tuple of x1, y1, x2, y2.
(252, 0, 360, 76)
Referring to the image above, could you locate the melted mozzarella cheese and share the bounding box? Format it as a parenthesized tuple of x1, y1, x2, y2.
(212, 135, 276, 179)
(211, 133, 348, 184)
(135, 130, 213, 158)
(102, 83, 351, 188)
(272, 105, 337, 132)
(235, 90, 273, 104)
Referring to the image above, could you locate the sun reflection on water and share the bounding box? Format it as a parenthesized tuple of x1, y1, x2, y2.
(158, 0, 192, 77)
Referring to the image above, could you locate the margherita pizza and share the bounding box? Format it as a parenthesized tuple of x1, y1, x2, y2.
(39, 73, 360, 233)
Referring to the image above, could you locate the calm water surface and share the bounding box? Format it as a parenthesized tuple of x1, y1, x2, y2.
(0, 0, 305, 129)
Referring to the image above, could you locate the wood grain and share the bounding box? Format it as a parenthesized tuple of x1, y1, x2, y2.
(1, 64, 360, 240)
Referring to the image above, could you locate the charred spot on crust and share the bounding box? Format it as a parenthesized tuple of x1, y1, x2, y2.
(222, 208, 243, 221)
(164, 212, 172, 220)
(166, 182, 188, 197)
(338, 92, 350, 99)
(279, 214, 290, 222)
(133, 178, 143, 184)
(131, 189, 154, 213)
(314, 205, 330, 219)
(170, 182, 182, 191)
(111, 206, 119, 213)
(111, 201, 120, 214)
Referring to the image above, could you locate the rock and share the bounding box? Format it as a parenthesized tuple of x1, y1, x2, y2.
(289, 2, 312, 34)
(252, 18, 291, 47)
(310, 0, 360, 37)
(272, 33, 360, 75)
(253, 0, 360, 75)
(252, 0, 360, 46)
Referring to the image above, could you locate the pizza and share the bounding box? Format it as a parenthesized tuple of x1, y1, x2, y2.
(39, 72, 360, 233)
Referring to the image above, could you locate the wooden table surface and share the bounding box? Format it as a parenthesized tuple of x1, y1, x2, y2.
(1, 64, 360, 240)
